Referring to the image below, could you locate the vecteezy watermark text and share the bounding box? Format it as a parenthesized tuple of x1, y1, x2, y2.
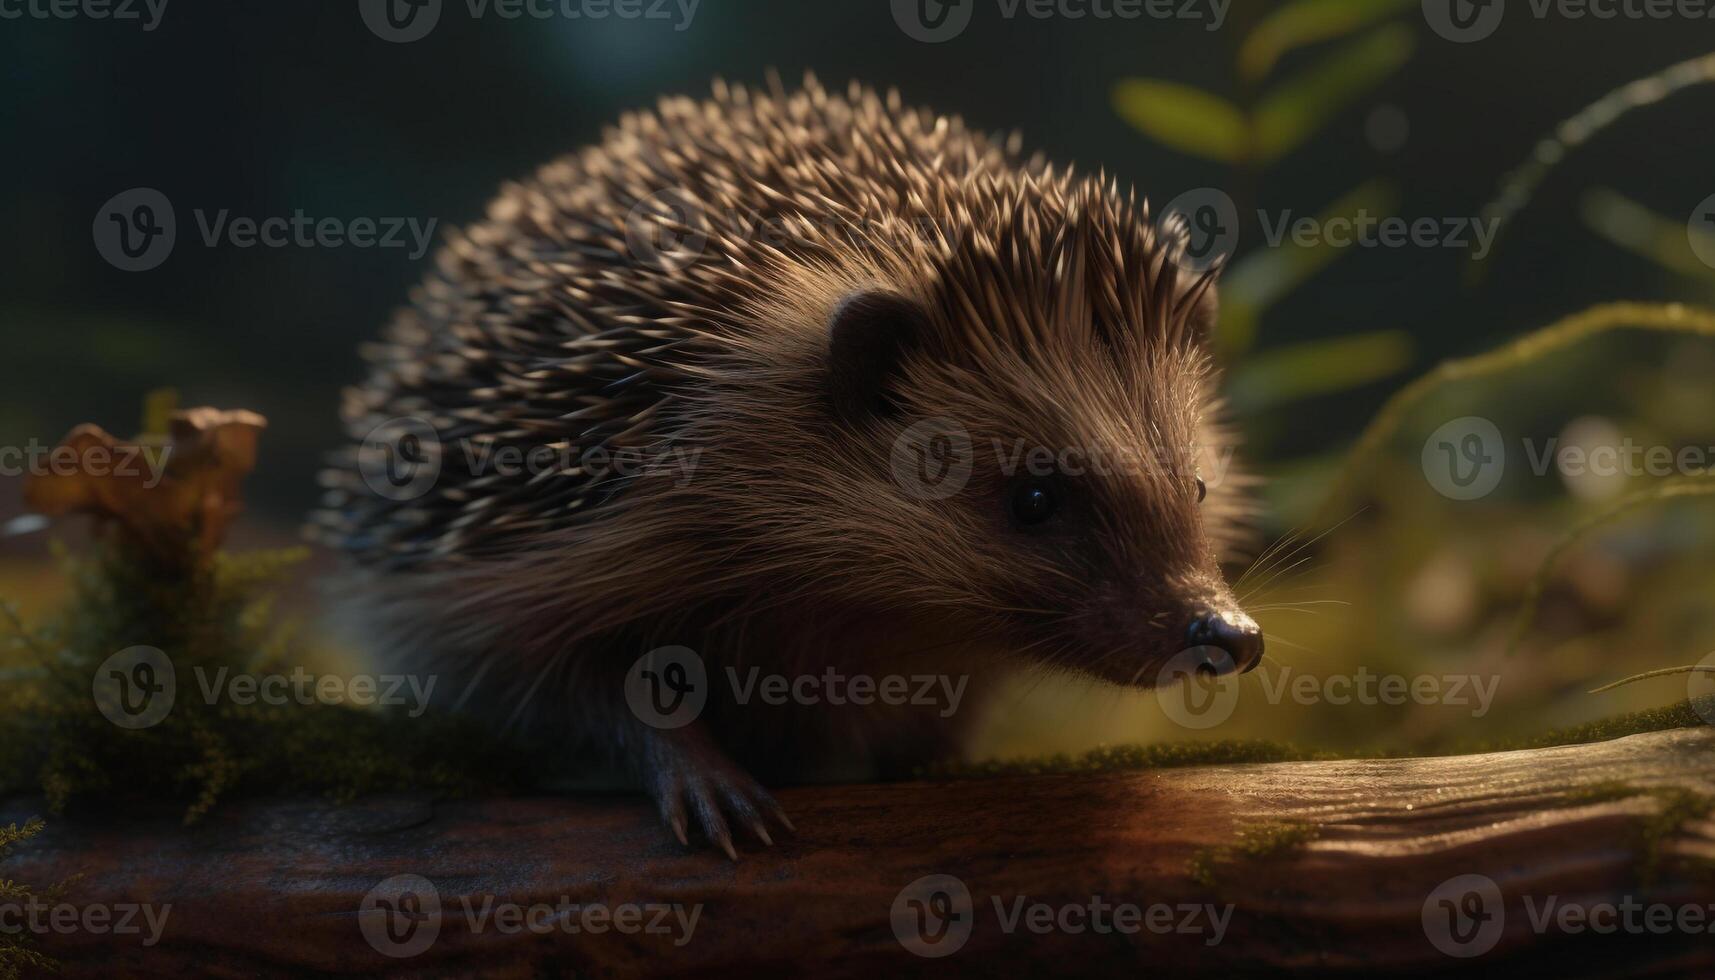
(359, 875, 700, 958)
(1160, 189, 1502, 271)
(890, 874, 1233, 957)
(889, 417, 1238, 502)
(1154, 655, 1500, 730)
(0, 0, 167, 30)
(1424, 873, 1715, 958)
(359, 0, 700, 42)
(0, 438, 169, 487)
(1420, 415, 1715, 501)
(357, 416, 704, 503)
(1424, 0, 1715, 43)
(0, 900, 171, 948)
(94, 188, 437, 272)
(624, 647, 970, 730)
(728, 666, 969, 719)
(92, 646, 437, 730)
(1257, 209, 1499, 261)
(891, 0, 1230, 43)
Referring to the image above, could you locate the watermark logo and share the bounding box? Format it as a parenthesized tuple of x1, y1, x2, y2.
(1154, 648, 1242, 729)
(890, 417, 974, 501)
(1422, 0, 1505, 41)
(1425, 872, 1715, 957)
(1154, 661, 1502, 730)
(1427, 0, 1715, 39)
(358, 417, 444, 502)
(623, 187, 709, 272)
(94, 648, 438, 727)
(360, 874, 443, 958)
(1157, 190, 1498, 270)
(891, 0, 974, 41)
(893, 0, 1229, 40)
(1422, 418, 1715, 501)
(358, 421, 701, 502)
(92, 645, 176, 729)
(1422, 416, 1505, 500)
(1423, 873, 1505, 957)
(0, 0, 168, 29)
(360, 876, 699, 956)
(0, 438, 170, 487)
(361, 0, 700, 42)
(728, 667, 968, 717)
(892, 874, 974, 957)
(93, 188, 176, 272)
(1160, 188, 1238, 273)
(993, 896, 1232, 943)
(1689, 650, 1715, 726)
(0, 899, 171, 948)
(1689, 193, 1715, 270)
(623, 647, 967, 724)
(1258, 210, 1498, 261)
(892, 875, 1233, 956)
(625, 645, 708, 729)
(93, 190, 437, 270)
(360, 0, 443, 41)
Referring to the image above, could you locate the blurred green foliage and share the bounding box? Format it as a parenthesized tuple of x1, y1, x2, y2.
(0, 818, 58, 980)
(1113, 0, 1419, 432)
(0, 537, 526, 823)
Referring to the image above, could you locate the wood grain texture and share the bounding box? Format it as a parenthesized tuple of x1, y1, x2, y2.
(6, 727, 1715, 978)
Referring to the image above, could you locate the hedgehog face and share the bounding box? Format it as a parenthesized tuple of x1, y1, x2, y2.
(822, 283, 1261, 689)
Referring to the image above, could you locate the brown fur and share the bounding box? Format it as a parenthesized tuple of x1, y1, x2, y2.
(311, 76, 1256, 844)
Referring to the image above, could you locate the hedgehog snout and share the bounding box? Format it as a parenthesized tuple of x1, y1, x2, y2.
(1181, 608, 1264, 676)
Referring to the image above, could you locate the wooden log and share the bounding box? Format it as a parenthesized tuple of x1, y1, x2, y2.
(5, 727, 1715, 977)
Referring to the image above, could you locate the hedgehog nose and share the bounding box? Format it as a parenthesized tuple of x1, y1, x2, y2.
(1183, 610, 1264, 675)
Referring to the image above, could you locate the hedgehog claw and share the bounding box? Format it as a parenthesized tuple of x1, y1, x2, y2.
(647, 729, 792, 857)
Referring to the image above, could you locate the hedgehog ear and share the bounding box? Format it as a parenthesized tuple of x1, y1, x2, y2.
(825, 290, 928, 422)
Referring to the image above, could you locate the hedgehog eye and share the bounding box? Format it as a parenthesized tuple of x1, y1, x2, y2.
(1195, 477, 1208, 503)
(1010, 480, 1056, 526)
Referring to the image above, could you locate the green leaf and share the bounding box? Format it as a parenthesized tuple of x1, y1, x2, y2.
(1112, 80, 1248, 164)
(1252, 24, 1415, 165)
(1238, 0, 1415, 83)
(1226, 330, 1414, 412)
(142, 388, 179, 439)
(1579, 187, 1715, 283)
(1216, 178, 1399, 353)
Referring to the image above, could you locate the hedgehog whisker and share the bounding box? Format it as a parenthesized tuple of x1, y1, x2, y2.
(1260, 632, 1318, 656)
(1234, 525, 1307, 593)
(1249, 599, 1350, 612)
(1235, 510, 1361, 604)
(1237, 554, 1326, 608)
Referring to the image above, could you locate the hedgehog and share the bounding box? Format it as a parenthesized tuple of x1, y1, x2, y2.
(311, 75, 1263, 857)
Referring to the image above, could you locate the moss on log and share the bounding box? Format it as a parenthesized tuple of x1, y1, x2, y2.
(5, 727, 1715, 977)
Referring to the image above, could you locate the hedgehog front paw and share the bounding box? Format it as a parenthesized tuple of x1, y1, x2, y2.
(645, 729, 793, 860)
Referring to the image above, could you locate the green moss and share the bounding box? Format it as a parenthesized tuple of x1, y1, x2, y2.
(1460, 696, 1715, 755)
(919, 739, 1315, 779)
(926, 698, 1712, 783)
(1557, 780, 1645, 807)
(0, 818, 61, 980)
(1181, 782, 1712, 891)
(0, 537, 530, 823)
(1636, 787, 1715, 882)
(1553, 782, 1715, 883)
(1188, 821, 1320, 888)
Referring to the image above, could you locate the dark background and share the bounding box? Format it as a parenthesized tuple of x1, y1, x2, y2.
(2, 0, 1711, 522)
